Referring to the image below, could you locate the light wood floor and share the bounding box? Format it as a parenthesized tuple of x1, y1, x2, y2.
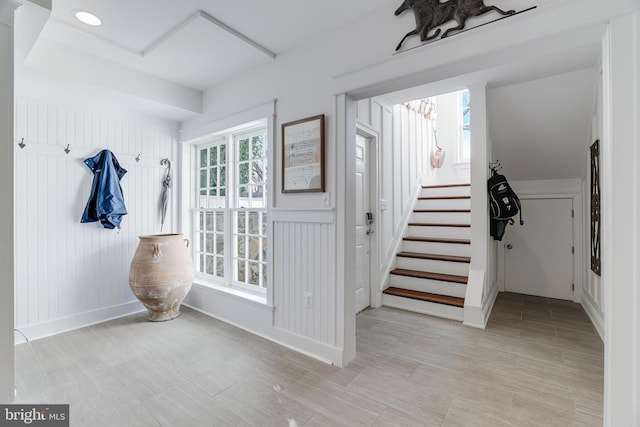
(14, 292, 603, 426)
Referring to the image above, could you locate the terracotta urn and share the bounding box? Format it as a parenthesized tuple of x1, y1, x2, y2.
(129, 234, 194, 321)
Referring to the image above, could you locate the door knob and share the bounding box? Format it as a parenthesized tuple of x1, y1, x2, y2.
(506, 244, 513, 250)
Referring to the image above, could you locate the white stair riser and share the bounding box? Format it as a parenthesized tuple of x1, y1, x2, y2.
(415, 198, 470, 210)
(402, 240, 471, 257)
(420, 186, 470, 198)
(396, 257, 470, 276)
(407, 225, 470, 239)
(389, 275, 467, 298)
(382, 294, 464, 321)
(411, 211, 470, 224)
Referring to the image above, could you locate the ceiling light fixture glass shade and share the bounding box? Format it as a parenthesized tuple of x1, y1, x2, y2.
(73, 10, 102, 26)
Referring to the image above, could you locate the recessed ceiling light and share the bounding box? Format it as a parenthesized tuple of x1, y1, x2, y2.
(73, 10, 102, 26)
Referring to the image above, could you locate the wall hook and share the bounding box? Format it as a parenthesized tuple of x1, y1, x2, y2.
(135, 154, 141, 163)
(18, 138, 25, 149)
(64, 144, 71, 154)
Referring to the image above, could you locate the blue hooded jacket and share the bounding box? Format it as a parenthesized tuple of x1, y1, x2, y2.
(81, 150, 127, 229)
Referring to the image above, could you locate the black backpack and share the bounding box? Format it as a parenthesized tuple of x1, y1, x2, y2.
(488, 173, 523, 225)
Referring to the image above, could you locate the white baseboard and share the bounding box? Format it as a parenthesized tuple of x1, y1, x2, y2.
(183, 284, 342, 367)
(581, 292, 604, 341)
(14, 300, 145, 345)
(482, 284, 500, 326)
(271, 327, 343, 367)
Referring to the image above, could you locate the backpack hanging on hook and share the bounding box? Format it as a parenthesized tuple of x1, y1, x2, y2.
(488, 165, 523, 240)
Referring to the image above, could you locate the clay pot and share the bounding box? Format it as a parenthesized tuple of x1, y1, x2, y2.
(129, 234, 194, 321)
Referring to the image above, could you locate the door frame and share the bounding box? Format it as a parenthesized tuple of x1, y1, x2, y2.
(356, 122, 381, 309)
(496, 183, 583, 303)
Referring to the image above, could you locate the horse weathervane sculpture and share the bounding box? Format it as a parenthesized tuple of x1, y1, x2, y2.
(394, 0, 516, 51)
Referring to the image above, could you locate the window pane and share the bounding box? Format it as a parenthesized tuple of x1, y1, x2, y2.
(248, 262, 259, 285)
(206, 255, 214, 275)
(262, 264, 267, 287)
(252, 161, 263, 183)
(215, 235, 224, 255)
(199, 254, 205, 272)
(237, 212, 246, 233)
(237, 260, 245, 282)
(220, 166, 226, 187)
(262, 237, 267, 261)
(252, 136, 264, 159)
(199, 233, 204, 252)
(248, 237, 259, 260)
(210, 167, 217, 187)
(200, 149, 207, 168)
(200, 170, 207, 189)
(248, 212, 259, 234)
(209, 189, 217, 197)
(220, 144, 226, 163)
(239, 186, 248, 199)
(239, 138, 250, 161)
(237, 235, 246, 258)
(239, 163, 249, 185)
(261, 213, 267, 235)
(216, 212, 224, 232)
(206, 233, 213, 253)
(210, 146, 217, 166)
(206, 212, 214, 231)
(216, 258, 224, 276)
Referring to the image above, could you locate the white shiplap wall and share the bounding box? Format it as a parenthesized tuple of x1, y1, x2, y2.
(356, 98, 430, 296)
(13, 96, 177, 342)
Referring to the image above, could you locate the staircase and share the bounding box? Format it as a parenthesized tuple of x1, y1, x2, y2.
(383, 183, 471, 321)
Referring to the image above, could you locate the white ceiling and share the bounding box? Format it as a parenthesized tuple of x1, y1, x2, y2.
(26, 0, 390, 90)
(15, 0, 601, 182)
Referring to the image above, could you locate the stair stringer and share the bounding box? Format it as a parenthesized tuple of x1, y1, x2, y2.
(378, 182, 424, 305)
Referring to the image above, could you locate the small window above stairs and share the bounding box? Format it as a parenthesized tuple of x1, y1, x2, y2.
(383, 183, 471, 321)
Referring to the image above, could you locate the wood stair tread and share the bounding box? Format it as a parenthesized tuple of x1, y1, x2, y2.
(422, 183, 470, 189)
(383, 287, 465, 307)
(397, 251, 471, 263)
(418, 196, 470, 200)
(408, 222, 470, 228)
(390, 268, 468, 284)
(404, 236, 470, 244)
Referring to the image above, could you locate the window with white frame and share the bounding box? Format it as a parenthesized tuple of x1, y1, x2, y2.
(194, 123, 268, 293)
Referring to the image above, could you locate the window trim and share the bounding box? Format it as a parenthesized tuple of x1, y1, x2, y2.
(181, 108, 274, 304)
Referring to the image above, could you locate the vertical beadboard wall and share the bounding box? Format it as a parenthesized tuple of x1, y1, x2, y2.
(356, 98, 429, 293)
(13, 96, 177, 342)
(272, 213, 336, 348)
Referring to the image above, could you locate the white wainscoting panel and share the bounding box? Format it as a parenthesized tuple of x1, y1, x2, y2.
(13, 96, 177, 342)
(273, 214, 337, 348)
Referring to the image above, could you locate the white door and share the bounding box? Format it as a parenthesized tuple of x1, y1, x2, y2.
(355, 134, 371, 313)
(504, 198, 574, 300)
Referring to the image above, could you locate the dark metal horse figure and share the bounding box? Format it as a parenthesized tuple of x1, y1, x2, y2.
(395, 0, 515, 51)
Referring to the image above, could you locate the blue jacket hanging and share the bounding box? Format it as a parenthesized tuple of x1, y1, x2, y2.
(81, 149, 128, 229)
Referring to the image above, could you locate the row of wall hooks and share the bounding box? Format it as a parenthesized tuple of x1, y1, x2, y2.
(17, 138, 157, 164)
(17, 138, 72, 155)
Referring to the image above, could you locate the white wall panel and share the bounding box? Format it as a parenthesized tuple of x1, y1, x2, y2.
(273, 216, 336, 347)
(13, 96, 177, 341)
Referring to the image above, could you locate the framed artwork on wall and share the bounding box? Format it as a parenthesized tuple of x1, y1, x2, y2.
(590, 139, 601, 276)
(282, 114, 325, 193)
